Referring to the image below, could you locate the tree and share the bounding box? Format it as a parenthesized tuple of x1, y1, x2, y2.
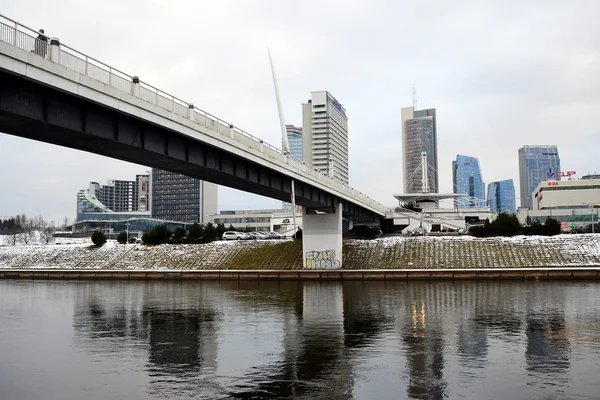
(39, 227, 54, 245)
(293, 227, 303, 240)
(117, 231, 128, 244)
(204, 222, 217, 240)
(216, 223, 226, 239)
(142, 225, 172, 245)
(19, 228, 36, 245)
(173, 227, 186, 241)
(91, 230, 107, 246)
(6, 233, 19, 246)
(525, 215, 533, 227)
(188, 222, 204, 239)
(544, 217, 561, 236)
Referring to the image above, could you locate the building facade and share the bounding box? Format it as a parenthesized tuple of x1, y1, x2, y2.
(150, 169, 218, 223)
(285, 125, 303, 161)
(76, 176, 151, 221)
(302, 91, 349, 184)
(401, 107, 438, 193)
(487, 179, 516, 213)
(452, 155, 485, 207)
(283, 125, 303, 209)
(518, 145, 561, 209)
(531, 177, 600, 211)
(211, 208, 302, 235)
(136, 174, 150, 212)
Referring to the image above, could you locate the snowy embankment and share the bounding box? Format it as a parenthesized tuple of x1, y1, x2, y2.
(0, 235, 599, 270)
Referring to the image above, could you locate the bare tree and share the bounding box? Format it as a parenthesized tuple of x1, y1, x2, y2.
(62, 216, 70, 230)
(19, 228, 36, 245)
(6, 232, 18, 246)
(39, 227, 55, 245)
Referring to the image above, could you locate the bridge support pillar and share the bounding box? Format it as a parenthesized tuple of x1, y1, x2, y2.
(131, 76, 140, 97)
(49, 37, 60, 63)
(302, 202, 343, 270)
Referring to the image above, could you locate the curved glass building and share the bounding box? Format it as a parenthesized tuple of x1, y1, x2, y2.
(452, 155, 485, 208)
(487, 179, 516, 213)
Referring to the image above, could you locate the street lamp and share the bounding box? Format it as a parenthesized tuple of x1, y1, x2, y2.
(126, 221, 131, 243)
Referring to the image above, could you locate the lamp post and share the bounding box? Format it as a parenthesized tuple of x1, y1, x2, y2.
(126, 221, 130, 243)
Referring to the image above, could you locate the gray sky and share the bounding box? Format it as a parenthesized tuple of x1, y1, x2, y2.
(1, 0, 599, 223)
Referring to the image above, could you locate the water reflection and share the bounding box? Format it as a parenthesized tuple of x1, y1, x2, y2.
(2, 280, 600, 399)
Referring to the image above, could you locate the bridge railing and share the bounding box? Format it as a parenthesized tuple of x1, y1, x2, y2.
(0, 14, 387, 214)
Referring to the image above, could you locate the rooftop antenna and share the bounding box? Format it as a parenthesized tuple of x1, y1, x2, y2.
(413, 85, 418, 110)
(268, 48, 289, 154)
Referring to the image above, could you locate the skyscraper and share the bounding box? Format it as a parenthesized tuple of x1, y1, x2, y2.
(285, 125, 303, 161)
(487, 179, 516, 213)
(283, 125, 303, 209)
(401, 107, 438, 193)
(518, 145, 561, 209)
(302, 91, 349, 184)
(150, 169, 218, 223)
(452, 155, 485, 207)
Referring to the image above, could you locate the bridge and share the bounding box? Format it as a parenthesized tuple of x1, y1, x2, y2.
(0, 14, 386, 269)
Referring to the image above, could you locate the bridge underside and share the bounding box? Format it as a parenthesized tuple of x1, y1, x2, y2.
(0, 70, 380, 223)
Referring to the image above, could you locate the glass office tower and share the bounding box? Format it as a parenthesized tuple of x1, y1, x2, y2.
(151, 169, 217, 223)
(452, 155, 485, 207)
(401, 107, 438, 193)
(518, 145, 560, 209)
(487, 179, 516, 213)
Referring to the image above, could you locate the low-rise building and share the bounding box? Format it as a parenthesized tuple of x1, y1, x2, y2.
(517, 177, 600, 230)
(210, 209, 302, 235)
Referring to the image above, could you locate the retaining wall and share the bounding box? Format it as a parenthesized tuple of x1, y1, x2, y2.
(1, 268, 599, 281)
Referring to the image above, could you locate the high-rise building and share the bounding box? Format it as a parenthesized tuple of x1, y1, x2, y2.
(401, 107, 438, 193)
(285, 125, 303, 161)
(452, 155, 485, 207)
(76, 176, 151, 221)
(150, 169, 218, 223)
(487, 179, 516, 213)
(518, 145, 561, 209)
(302, 91, 349, 184)
(97, 179, 137, 212)
(136, 174, 150, 212)
(283, 125, 303, 209)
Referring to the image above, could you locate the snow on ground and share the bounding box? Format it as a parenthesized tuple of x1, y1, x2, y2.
(0, 234, 599, 270)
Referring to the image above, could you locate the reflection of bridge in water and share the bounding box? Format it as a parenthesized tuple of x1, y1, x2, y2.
(69, 281, 581, 399)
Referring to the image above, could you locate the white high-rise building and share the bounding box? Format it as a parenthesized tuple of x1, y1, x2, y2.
(302, 91, 349, 184)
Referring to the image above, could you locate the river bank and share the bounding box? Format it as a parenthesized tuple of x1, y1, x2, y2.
(0, 235, 599, 271)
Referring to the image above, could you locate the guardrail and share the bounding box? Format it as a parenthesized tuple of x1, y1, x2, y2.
(0, 14, 386, 214)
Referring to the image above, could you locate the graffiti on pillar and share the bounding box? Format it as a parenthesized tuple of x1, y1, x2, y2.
(305, 250, 341, 269)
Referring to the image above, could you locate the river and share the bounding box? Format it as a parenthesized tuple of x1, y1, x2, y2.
(1, 280, 599, 399)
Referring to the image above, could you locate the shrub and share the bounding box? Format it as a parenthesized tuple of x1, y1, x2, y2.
(91, 230, 107, 247)
(173, 227, 187, 241)
(348, 225, 382, 239)
(116, 231, 128, 244)
(142, 225, 172, 245)
(204, 222, 217, 240)
(293, 227, 302, 240)
(188, 222, 204, 239)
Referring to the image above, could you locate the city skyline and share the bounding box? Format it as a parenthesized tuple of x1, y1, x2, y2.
(0, 1, 598, 222)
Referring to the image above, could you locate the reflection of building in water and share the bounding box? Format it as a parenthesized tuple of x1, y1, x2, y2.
(525, 313, 570, 378)
(146, 310, 218, 373)
(227, 283, 364, 399)
(400, 285, 448, 400)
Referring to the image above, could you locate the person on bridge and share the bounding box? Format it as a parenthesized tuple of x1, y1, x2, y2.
(33, 29, 48, 58)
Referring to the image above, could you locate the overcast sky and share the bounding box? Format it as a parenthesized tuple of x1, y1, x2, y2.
(1, 0, 599, 223)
